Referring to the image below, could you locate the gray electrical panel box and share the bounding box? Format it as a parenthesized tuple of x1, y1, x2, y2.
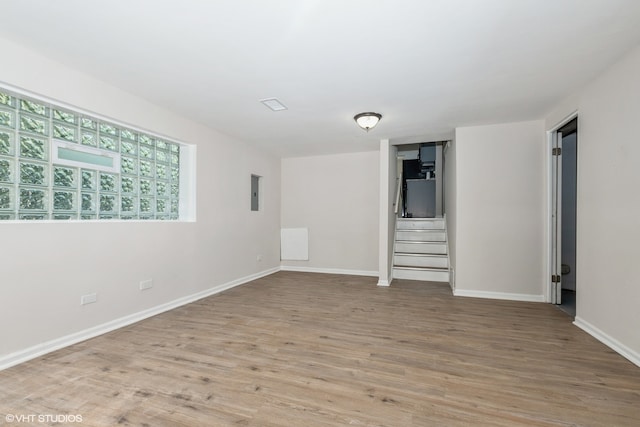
(251, 175, 260, 211)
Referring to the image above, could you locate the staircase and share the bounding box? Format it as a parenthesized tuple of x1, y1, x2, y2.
(393, 217, 450, 283)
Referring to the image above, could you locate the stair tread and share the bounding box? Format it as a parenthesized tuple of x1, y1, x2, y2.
(395, 240, 447, 244)
(393, 266, 449, 272)
(395, 252, 448, 258)
(396, 229, 444, 232)
(396, 229, 444, 236)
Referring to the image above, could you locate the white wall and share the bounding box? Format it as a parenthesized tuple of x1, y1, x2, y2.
(454, 120, 546, 300)
(281, 151, 379, 274)
(377, 140, 397, 285)
(0, 37, 281, 364)
(388, 144, 398, 280)
(546, 43, 640, 362)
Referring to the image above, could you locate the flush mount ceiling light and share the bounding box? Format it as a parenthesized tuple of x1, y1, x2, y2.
(354, 112, 382, 131)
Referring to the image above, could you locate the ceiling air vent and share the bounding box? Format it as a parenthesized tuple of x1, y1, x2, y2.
(260, 98, 287, 111)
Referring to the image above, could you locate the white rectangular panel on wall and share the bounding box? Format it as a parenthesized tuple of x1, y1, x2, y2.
(281, 228, 309, 260)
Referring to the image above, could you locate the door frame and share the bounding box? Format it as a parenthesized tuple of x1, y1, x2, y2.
(546, 111, 578, 303)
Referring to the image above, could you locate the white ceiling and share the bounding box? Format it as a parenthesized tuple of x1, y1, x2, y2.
(2, 0, 640, 157)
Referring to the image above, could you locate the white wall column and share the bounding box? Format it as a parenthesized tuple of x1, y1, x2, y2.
(378, 139, 392, 286)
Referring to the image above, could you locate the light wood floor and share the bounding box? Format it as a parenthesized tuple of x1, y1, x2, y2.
(1, 272, 639, 426)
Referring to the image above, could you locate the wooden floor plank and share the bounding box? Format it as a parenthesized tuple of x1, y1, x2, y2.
(1, 271, 639, 426)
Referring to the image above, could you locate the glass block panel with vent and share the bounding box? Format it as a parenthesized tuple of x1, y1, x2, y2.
(0, 86, 186, 221)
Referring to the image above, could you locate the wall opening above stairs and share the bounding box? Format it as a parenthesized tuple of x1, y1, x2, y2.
(397, 142, 444, 218)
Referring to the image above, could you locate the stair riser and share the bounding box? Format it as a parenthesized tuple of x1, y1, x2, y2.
(393, 268, 450, 282)
(394, 255, 448, 268)
(395, 242, 447, 254)
(395, 230, 446, 241)
(396, 220, 444, 230)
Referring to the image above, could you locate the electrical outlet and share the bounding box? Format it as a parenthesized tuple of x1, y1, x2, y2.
(140, 279, 153, 291)
(257, 254, 262, 262)
(81, 293, 97, 305)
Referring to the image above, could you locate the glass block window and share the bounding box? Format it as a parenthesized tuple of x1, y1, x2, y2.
(0, 87, 183, 221)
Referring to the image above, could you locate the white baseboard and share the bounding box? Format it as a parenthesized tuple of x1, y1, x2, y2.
(280, 265, 378, 277)
(377, 279, 391, 287)
(0, 267, 280, 371)
(453, 289, 545, 302)
(574, 316, 640, 368)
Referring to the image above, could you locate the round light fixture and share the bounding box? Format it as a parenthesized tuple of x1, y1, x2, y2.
(354, 112, 382, 131)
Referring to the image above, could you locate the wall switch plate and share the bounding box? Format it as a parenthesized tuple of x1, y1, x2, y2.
(81, 293, 97, 305)
(257, 254, 262, 262)
(140, 279, 153, 291)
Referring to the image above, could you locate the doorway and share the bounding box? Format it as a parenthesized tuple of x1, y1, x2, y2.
(398, 142, 444, 218)
(550, 117, 578, 317)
